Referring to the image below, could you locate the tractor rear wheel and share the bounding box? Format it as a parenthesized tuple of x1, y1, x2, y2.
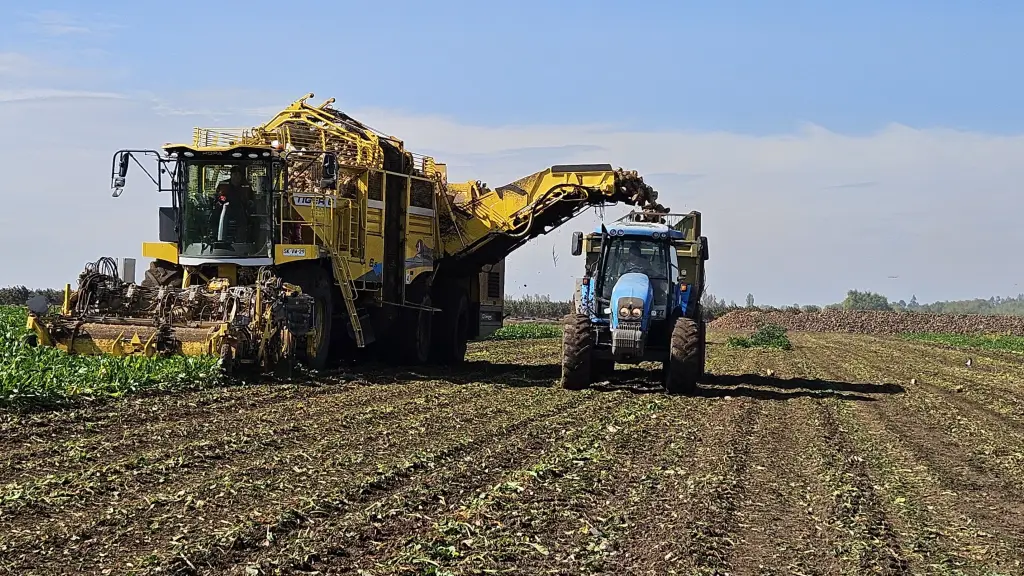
(665, 316, 701, 394)
(560, 314, 594, 390)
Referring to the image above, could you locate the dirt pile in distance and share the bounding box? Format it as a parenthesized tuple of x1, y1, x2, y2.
(710, 309, 1024, 335)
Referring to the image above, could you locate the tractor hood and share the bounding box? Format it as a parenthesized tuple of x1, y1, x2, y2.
(610, 272, 653, 330)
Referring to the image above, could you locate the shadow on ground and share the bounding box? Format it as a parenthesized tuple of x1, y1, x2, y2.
(307, 361, 905, 402)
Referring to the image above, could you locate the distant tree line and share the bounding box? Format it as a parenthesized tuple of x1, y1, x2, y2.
(502, 294, 574, 319)
(702, 289, 1024, 317)
(9, 283, 1024, 319)
(0, 286, 63, 307)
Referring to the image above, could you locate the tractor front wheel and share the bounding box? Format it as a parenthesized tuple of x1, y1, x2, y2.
(561, 314, 594, 390)
(665, 317, 701, 394)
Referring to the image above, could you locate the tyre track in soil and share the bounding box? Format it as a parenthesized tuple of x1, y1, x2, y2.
(143, 387, 593, 576)
(37, 385, 582, 576)
(600, 343, 785, 576)
(369, 391, 689, 576)
(889, 334, 1024, 374)
(717, 342, 855, 576)
(814, 335, 1024, 497)
(0, 383, 531, 574)
(211, 391, 637, 575)
(801, 334, 1024, 573)
(0, 378, 352, 447)
(0, 378, 448, 487)
(0, 382, 484, 526)
(368, 341, 782, 575)
(707, 335, 911, 575)
(850, 334, 1024, 424)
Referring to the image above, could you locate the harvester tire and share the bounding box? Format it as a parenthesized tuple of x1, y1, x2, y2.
(430, 288, 469, 365)
(666, 316, 701, 394)
(281, 265, 333, 371)
(142, 261, 183, 288)
(399, 287, 433, 365)
(560, 314, 594, 390)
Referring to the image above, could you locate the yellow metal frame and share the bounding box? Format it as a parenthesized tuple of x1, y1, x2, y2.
(142, 241, 179, 264)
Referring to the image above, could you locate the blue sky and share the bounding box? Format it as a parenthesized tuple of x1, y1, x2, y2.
(4, 1, 1022, 133)
(2, 3, 1024, 305)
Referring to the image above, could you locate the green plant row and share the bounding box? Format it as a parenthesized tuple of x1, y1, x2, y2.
(899, 332, 1024, 354)
(486, 323, 563, 341)
(0, 306, 223, 409)
(726, 323, 793, 350)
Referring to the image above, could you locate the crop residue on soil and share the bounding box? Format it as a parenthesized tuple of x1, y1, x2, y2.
(2, 331, 1023, 575)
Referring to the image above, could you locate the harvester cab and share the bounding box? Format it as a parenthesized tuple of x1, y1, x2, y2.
(563, 210, 709, 393)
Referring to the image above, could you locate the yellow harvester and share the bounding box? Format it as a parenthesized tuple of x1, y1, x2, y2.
(27, 93, 668, 372)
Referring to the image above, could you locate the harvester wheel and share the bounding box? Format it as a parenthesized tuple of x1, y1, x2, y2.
(399, 288, 433, 365)
(560, 314, 594, 390)
(282, 265, 333, 371)
(666, 316, 701, 394)
(218, 343, 234, 375)
(430, 288, 469, 365)
(142, 260, 183, 288)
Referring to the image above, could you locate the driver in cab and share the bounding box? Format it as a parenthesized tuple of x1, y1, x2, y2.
(213, 166, 253, 240)
(217, 166, 252, 205)
(623, 243, 655, 276)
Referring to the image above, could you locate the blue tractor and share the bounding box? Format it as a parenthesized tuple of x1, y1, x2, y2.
(562, 210, 709, 393)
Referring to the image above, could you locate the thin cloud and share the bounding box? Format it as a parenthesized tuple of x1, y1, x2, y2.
(0, 53, 37, 76)
(825, 181, 879, 189)
(0, 89, 125, 103)
(24, 10, 123, 37)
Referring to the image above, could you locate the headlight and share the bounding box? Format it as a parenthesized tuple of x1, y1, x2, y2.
(630, 307, 642, 318)
(619, 306, 630, 316)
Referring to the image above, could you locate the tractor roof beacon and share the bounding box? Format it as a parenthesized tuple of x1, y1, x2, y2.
(563, 210, 709, 394)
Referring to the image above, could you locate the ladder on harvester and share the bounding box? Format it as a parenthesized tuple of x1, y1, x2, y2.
(329, 252, 365, 348)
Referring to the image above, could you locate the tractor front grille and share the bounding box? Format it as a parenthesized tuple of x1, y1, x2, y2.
(612, 325, 645, 357)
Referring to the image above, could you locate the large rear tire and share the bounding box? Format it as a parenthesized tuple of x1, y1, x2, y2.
(666, 316, 700, 394)
(430, 287, 469, 365)
(398, 285, 433, 365)
(560, 314, 594, 390)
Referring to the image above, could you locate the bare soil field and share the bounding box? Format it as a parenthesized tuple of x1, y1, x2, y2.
(2, 331, 1024, 576)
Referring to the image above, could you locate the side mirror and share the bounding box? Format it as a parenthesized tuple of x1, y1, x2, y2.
(113, 151, 130, 196)
(699, 237, 709, 261)
(118, 152, 130, 178)
(320, 152, 338, 190)
(571, 231, 583, 256)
